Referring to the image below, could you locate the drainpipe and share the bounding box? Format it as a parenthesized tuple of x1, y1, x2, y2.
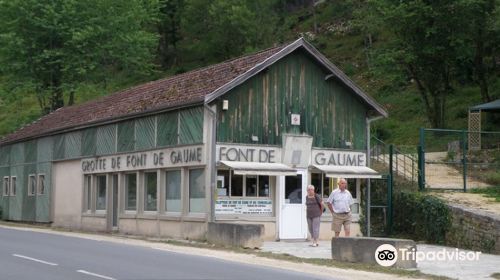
(366, 115, 384, 237)
(204, 103, 217, 223)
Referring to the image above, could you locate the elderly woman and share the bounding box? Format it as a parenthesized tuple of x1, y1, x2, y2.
(306, 184, 323, 247)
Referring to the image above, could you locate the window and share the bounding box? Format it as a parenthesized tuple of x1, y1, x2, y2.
(245, 176, 257, 196)
(84, 175, 92, 212)
(96, 175, 107, 211)
(216, 170, 229, 197)
(189, 169, 205, 213)
(348, 178, 357, 198)
(38, 174, 45, 195)
(28, 175, 36, 196)
(10, 177, 16, 196)
(311, 173, 331, 199)
(258, 176, 270, 197)
(165, 170, 181, 212)
(245, 175, 270, 197)
(144, 172, 157, 211)
(347, 178, 359, 215)
(285, 175, 302, 204)
(3, 177, 9, 196)
(230, 172, 243, 196)
(216, 170, 270, 198)
(125, 173, 137, 211)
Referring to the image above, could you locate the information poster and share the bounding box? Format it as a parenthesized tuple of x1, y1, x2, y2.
(215, 199, 273, 215)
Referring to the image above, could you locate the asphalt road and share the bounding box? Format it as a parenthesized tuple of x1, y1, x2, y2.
(0, 227, 335, 280)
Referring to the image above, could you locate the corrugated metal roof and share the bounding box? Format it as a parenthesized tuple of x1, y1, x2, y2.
(470, 99, 500, 112)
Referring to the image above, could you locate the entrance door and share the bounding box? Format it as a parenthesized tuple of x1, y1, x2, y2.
(279, 170, 307, 239)
(107, 174, 119, 231)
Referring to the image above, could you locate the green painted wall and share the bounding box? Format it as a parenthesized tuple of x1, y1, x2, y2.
(216, 50, 368, 150)
(0, 106, 204, 222)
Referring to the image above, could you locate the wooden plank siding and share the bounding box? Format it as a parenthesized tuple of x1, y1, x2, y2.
(216, 50, 367, 150)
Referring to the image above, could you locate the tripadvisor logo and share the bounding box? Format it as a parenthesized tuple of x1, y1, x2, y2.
(375, 244, 398, 267)
(375, 244, 482, 267)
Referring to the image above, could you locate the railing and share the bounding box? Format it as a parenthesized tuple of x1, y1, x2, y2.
(371, 137, 418, 186)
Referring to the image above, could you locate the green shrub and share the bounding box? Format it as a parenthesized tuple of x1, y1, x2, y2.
(485, 172, 500, 187)
(470, 185, 500, 202)
(393, 191, 451, 244)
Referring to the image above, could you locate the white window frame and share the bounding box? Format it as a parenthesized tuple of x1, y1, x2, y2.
(95, 174, 107, 213)
(165, 169, 182, 214)
(37, 174, 46, 195)
(188, 168, 206, 213)
(2, 176, 9, 196)
(10, 176, 17, 196)
(28, 174, 36, 196)
(83, 175, 93, 213)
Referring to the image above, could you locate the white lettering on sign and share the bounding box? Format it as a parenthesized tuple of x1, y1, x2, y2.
(312, 150, 366, 166)
(215, 199, 273, 215)
(81, 145, 204, 174)
(217, 145, 281, 163)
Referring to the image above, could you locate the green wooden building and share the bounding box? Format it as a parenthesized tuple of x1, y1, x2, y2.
(0, 38, 386, 240)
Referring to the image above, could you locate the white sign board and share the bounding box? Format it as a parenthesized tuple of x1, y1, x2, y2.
(291, 114, 300, 125)
(215, 199, 273, 215)
(312, 149, 367, 166)
(81, 145, 204, 174)
(216, 144, 281, 163)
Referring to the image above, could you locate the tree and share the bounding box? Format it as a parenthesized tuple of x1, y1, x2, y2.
(0, 0, 158, 113)
(359, 0, 500, 127)
(460, 0, 500, 103)
(180, 0, 278, 65)
(367, 0, 470, 128)
(158, 0, 184, 69)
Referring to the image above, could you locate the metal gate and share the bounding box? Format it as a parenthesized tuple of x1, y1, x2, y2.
(418, 128, 500, 191)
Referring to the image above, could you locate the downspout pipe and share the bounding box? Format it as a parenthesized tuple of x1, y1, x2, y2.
(204, 103, 217, 223)
(366, 115, 384, 237)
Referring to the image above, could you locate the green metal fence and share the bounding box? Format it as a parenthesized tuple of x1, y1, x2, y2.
(363, 174, 393, 236)
(418, 128, 500, 191)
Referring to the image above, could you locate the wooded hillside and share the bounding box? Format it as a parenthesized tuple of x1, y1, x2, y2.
(0, 0, 499, 144)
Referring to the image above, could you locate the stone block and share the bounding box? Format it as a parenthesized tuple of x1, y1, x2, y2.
(207, 222, 264, 249)
(331, 237, 417, 269)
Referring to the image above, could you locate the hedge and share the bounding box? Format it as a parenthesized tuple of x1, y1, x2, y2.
(393, 191, 451, 244)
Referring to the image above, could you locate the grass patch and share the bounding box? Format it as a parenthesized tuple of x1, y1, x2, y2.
(469, 186, 500, 202)
(162, 239, 450, 280)
(484, 170, 500, 186)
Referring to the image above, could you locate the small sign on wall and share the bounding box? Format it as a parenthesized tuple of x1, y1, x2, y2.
(291, 114, 300, 125)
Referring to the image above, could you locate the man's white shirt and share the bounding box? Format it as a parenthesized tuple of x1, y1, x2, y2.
(327, 188, 354, 213)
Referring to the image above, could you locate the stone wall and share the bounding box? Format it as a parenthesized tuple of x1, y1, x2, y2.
(206, 222, 264, 248)
(446, 204, 500, 254)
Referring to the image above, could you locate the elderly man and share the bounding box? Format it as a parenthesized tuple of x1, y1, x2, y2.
(326, 178, 354, 237)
